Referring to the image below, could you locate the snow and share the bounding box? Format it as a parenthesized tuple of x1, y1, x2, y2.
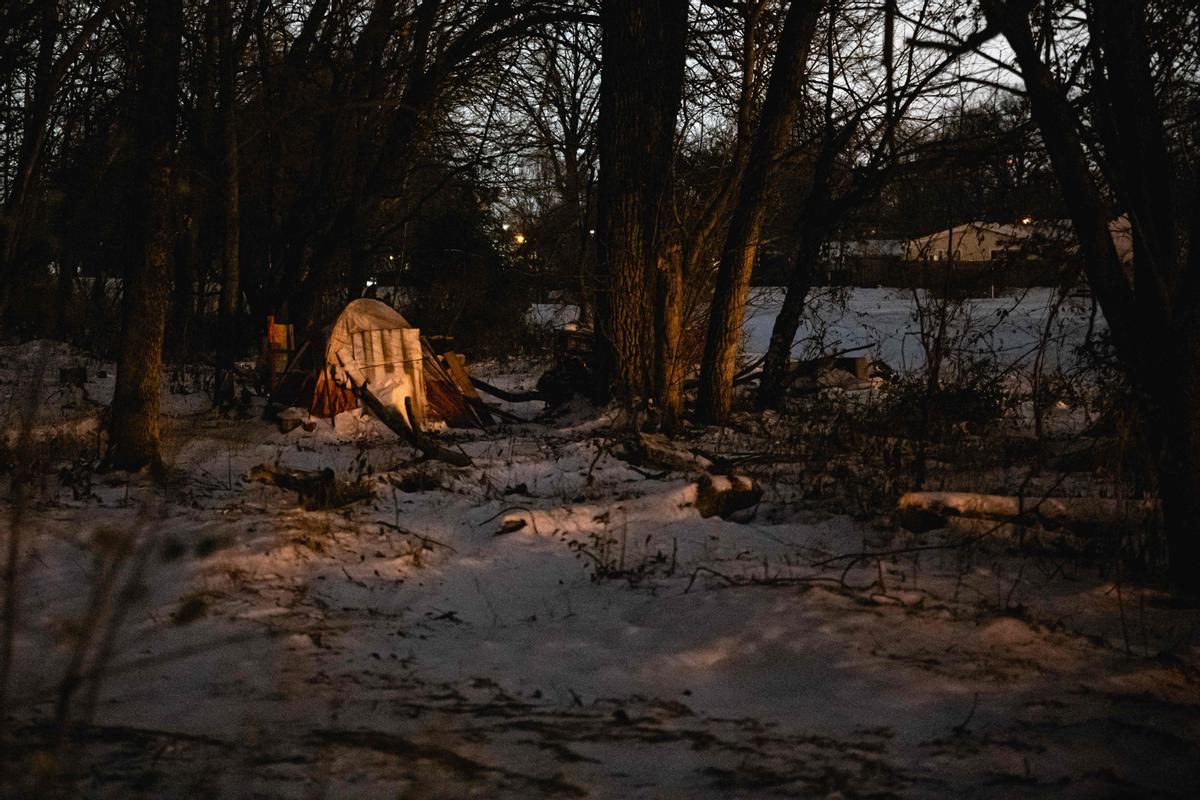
(745, 287, 1101, 373)
(3, 336, 1198, 798)
(533, 286, 1102, 372)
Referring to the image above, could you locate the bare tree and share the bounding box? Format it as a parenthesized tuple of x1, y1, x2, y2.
(212, 0, 245, 404)
(696, 0, 823, 423)
(593, 0, 689, 406)
(489, 10, 602, 325)
(755, 0, 1007, 409)
(108, 0, 184, 471)
(981, 0, 1199, 593)
(0, 0, 119, 317)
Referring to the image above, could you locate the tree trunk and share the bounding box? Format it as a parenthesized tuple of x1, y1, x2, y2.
(755, 112, 852, 411)
(52, 259, 77, 340)
(696, 0, 821, 423)
(214, 0, 241, 405)
(167, 208, 200, 361)
(983, 0, 1138, 367)
(653, 245, 684, 431)
(108, 0, 183, 471)
(1158, 358, 1200, 592)
(0, 0, 59, 314)
(594, 0, 688, 406)
(756, 229, 821, 409)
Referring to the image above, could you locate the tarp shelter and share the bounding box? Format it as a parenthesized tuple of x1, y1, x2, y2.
(276, 299, 490, 430)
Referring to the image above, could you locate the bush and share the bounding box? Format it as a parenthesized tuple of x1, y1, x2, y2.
(878, 358, 1011, 440)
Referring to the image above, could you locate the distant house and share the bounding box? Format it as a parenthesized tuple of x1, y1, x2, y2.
(905, 217, 1133, 264)
(905, 221, 1033, 262)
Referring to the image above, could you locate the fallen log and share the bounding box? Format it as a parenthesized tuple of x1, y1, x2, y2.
(611, 432, 713, 474)
(469, 397, 526, 424)
(684, 354, 765, 391)
(897, 491, 1160, 532)
(245, 464, 373, 510)
(469, 377, 546, 404)
(357, 388, 472, 467)
(787, 344, 877, 384)
(696, 472, 762, 521)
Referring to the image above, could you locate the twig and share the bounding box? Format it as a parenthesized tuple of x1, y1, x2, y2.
(475, 505, 540, 536)
(952, 692, 980, 736)
(375, 520, 457, 553)
(469, 377, 545, 403)
(682, 565, 853, 594)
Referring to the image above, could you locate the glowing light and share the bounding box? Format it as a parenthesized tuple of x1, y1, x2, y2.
(1021, 215, 1033, 225)
(513, 232, 526, 245)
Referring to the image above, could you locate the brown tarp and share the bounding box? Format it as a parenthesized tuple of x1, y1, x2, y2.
(309, 369, 358, 418)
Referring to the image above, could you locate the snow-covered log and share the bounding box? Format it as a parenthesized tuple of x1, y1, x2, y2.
(897, 491, 1160, 530)
(696, 473, 763, 520)
(611, 432, 712, 474)
(354, 387, 471, 466)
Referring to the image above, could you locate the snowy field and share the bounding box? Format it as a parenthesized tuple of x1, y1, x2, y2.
(3, 330, 1198, 799)
(534, 286, 1102, 373)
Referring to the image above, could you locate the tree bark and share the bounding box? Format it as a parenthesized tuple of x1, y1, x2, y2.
(653, 244, 685, 430)
(214, 0, 241, 405)
(594, 0, 688, 406)
(756, 220, 823, 409)
(167, 207, 200, 361)
(51, 258, 76, 340)
(108, 0, 183, 471)
(696, 0, 822, 423)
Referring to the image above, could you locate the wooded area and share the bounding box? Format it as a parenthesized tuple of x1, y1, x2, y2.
(11, 0, 1190, 587)
(1, 1, 1199, 795)
(5, 0, 1188, 582)
(0, 3, 1195, 585)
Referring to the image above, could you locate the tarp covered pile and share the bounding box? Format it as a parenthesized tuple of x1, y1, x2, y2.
(274, 299, 491, 432)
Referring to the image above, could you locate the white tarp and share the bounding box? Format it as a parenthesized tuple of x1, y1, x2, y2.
(325, 298, 426, 428)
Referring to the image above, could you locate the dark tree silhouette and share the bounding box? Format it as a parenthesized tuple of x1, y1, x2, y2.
(984, 0, 1200, 594)
(108, 0, 184, 470)
(696, 0, 822, 423)
(593, 0, 688, 407)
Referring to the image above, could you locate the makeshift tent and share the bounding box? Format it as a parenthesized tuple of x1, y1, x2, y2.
(272, 299, 491, 431)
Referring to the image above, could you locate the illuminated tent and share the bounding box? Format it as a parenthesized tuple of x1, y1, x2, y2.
(275, 298, 490, 430)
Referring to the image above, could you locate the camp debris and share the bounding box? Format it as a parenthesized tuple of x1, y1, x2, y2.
(267, 299, 502, 465)
(244, 463, 373, 510)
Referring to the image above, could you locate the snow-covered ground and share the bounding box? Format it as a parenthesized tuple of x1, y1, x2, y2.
(533, 286, 1102, 372)
(4, 339, 1198, 799)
